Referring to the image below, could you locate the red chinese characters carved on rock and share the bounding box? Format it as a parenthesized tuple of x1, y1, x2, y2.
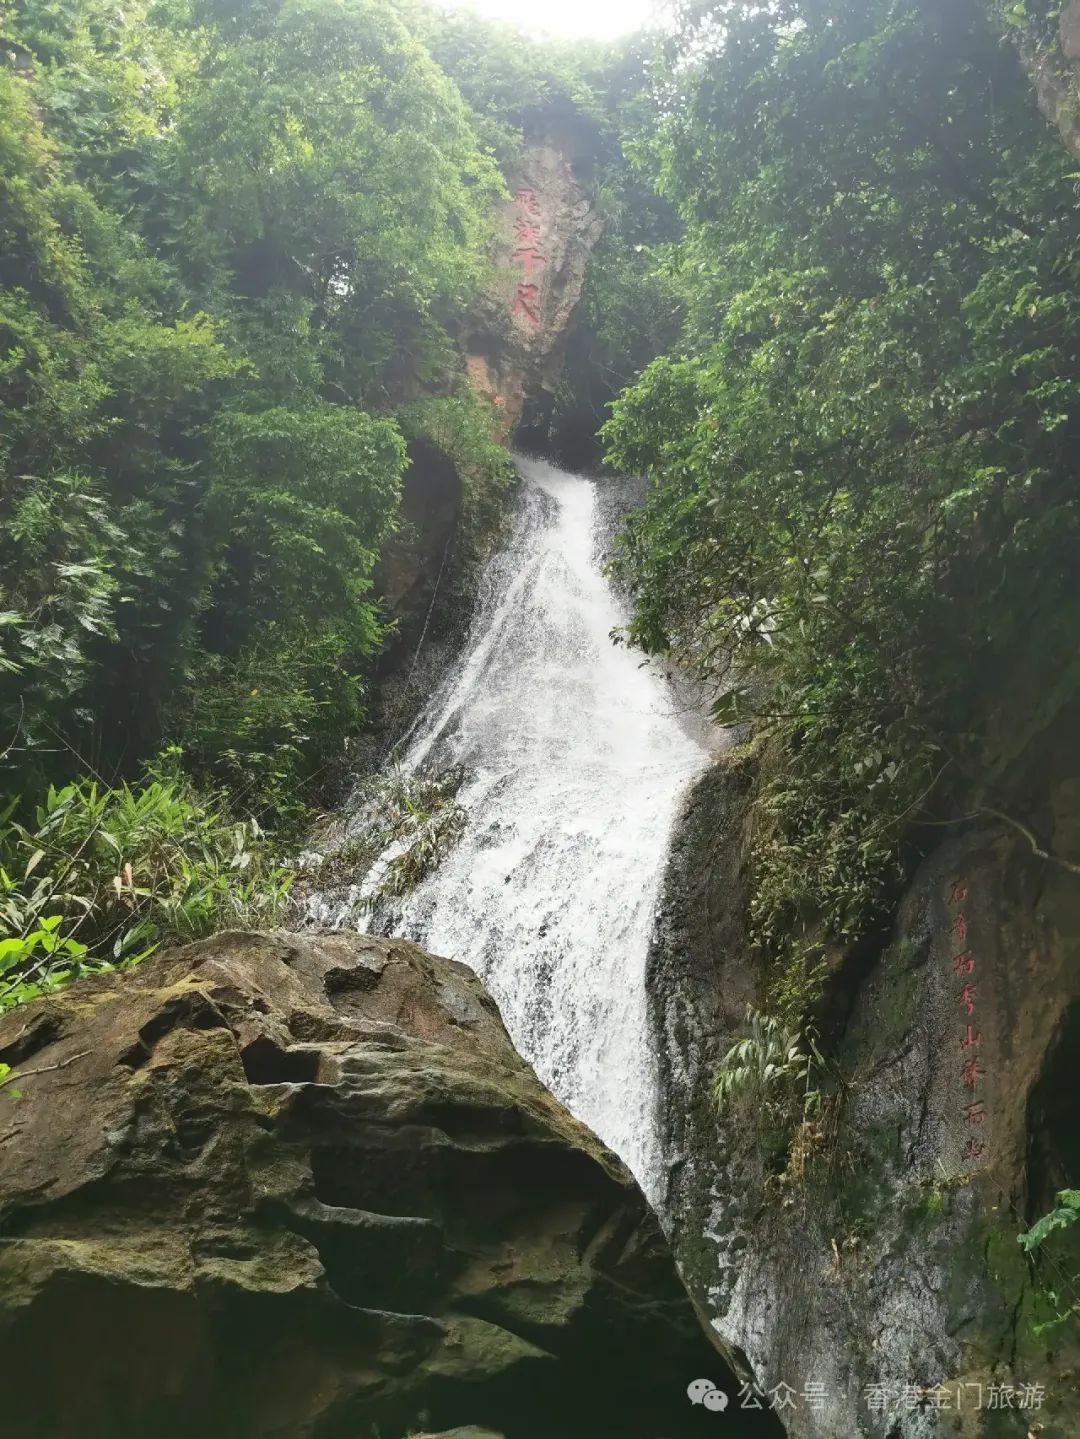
(513, 282, 540, 324)
(511, 192, 544, 322)
(953, 949, 975, 975)
(513, 219, 542, 245)
(961, 1056, 984, 1090)
(949, 877, 988, 1166)
(512, 246, 548, 275)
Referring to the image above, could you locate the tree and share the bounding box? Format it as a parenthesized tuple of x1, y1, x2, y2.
(604, 0, 1080, 1013)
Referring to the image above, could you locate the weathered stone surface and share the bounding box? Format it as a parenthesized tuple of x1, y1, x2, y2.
(650, 740, 1080, 1437)
(1002, 0, 1080, 159)
(1062, 0, 1080, 61)
(0, 929, 775, 1439)
(466, 138, 604, 439)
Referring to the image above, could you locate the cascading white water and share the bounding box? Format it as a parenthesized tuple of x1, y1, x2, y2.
(315, 456, 708, 1198)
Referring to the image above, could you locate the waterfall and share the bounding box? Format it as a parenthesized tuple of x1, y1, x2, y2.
(311, 456, 708, 1198)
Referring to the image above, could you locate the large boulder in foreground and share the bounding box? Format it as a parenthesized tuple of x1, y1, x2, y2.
(0, 930, 774, 1439)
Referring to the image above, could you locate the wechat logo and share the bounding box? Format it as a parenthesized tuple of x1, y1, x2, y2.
(687, 1378, 729, 1412)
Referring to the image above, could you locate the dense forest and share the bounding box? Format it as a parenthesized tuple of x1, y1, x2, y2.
(602, 0, 1080, 1027)
(0, 0, 624, 999)
(5, 0, 1079, 1022)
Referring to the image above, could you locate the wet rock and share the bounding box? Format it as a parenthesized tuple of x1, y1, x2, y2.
(415, 1430, 506, 1438)
(650, 741, 1080, 1437)
(0, 929, 777, 1439)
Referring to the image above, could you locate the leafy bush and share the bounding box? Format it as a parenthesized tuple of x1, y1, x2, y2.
(375, 774, 468, 901)
(0, 0, 505, 807)
(397, 395, 515, 555)
(714, 1005, 822, 1118)
(0, 755, 292, 1012)
(1020, 1191, 1080, 1253)
(1018, 1190, 1080, 1334)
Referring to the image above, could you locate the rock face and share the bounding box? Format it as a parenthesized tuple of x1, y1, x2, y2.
(366, 139, 602, 748)
(466, 138, 604, 440)
(1004, 0, 1080, 159)
(650, 741, 1080, 1437)
(0, 929, 777, 1439)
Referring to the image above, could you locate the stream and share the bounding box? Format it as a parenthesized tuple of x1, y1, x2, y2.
(311, 456, 709, 1199)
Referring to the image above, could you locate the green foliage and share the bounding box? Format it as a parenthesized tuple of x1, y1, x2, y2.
(0, 915, 92, 1012)
(0, 757, 292, 1011)
(410, 4, 611, 171)
(165, 0, 503, 398)
(0, 0, 509, 814)
(603, 0, 1080, 1012)
(305, 767, 466, 913)
(1018, 1190, 1080, 1334)
(714, 1005, 821, 1118)
(374, 771, 468, 900)
(0, 474, 122, 737)
(397, 393, 515, 552)
(1020, 1191, 1080, 1253)
(0, 1061, 20, 1098)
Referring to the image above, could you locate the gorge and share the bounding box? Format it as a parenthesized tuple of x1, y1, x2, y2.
(3, 1, 1080, 1436)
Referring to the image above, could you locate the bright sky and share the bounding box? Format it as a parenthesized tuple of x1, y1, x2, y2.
(440, 0, 659, 41)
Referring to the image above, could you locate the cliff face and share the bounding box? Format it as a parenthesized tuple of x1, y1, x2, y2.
(465, 139, 604, 440)
(368, 140, 602, 749)
(0, 928, 777, 1439)
(650, 726, 1080, 1437)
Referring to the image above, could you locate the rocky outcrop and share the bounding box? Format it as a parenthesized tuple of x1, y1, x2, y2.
(0, 928, 777, 1439)
(359, 438, 477, 767)
(364, 142, 602, 755)
(1002, 0, 1080, 158)
(466, 139, 604, 440)
(650, 737, 1080, 1437)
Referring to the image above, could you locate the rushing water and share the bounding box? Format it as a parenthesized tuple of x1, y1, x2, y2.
(312, 456, 708, 1197)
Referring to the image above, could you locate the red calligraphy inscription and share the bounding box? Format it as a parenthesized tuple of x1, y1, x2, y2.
(514, 188, 541, 216)
(960, 1057, 984, 1090)
(512, 246, 548, 274)
(513, 282, 541, 324)
(513, 219, 542, 245)
(950, 877, 987, 1164)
